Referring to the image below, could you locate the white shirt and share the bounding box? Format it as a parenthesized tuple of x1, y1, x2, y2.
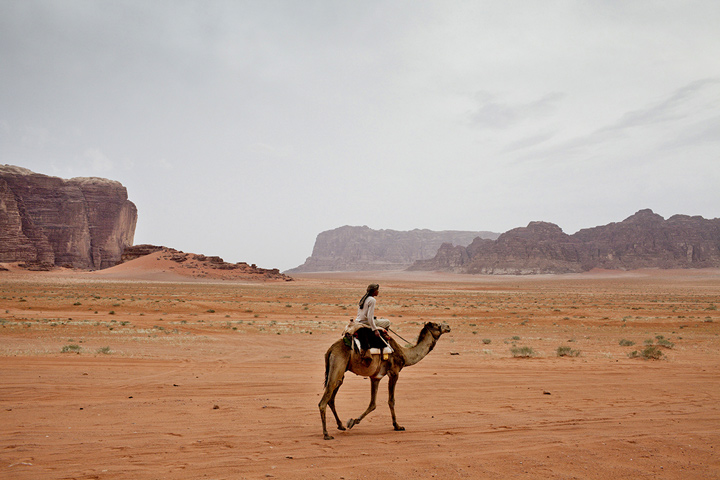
(355, 296, 379, 330)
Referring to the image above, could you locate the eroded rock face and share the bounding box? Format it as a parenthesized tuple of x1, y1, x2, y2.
(287, 225, 500, 272)
(0, 165, 137, 269)
(410, 209, 720, 274)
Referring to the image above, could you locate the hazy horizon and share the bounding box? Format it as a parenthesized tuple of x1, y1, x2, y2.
(2, 1, 719, 270)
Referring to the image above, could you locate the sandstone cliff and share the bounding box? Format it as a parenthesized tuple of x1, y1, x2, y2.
(0, 165, 137, 269)
(409, 209, 720, 274)
(287, 225, 499, 272)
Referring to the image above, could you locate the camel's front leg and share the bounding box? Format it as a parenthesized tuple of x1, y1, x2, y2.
(388, 373, 404, 431)
(346, 377, 380, 429)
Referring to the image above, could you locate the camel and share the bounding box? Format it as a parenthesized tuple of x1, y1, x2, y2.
(319, 321, 451, 440)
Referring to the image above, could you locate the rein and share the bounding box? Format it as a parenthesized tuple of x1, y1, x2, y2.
(387, 327, 411, 345)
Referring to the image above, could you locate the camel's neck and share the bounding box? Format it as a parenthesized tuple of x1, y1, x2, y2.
(402, 329, 438, 367)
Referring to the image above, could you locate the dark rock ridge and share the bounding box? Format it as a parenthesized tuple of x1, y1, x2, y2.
(409, 209, 720, 274)
(120, 245, 293, 281)
(0, 165, 137, 269)
(287, 225, 500, 272)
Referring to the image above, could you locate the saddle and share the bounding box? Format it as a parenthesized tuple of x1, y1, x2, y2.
(343, 322, 393, 360)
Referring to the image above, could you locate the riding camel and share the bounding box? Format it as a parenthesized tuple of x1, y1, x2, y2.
(319, 321, 451, 440)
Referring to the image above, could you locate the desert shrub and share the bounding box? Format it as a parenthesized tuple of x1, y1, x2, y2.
(510, 346, 535, 358)
(556, 346, 580, 357)
(511, 336, 521, 340)
(629, 345, 663, 360)
(96, 346, 111, 354)
(656, 338, 675, 349)
(619, 339, 635, 346)
(61, 344, 81, 353)
(482, 338, 492, 344)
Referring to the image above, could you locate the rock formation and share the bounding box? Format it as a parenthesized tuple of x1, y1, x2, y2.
(0, 165, 137, 269)
(287, 225, 499, 272)
(118, 245, 293, 281)
(410, 209, 720, 274)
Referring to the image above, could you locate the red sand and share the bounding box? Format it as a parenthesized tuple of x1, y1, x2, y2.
(1, 262, 718, 479)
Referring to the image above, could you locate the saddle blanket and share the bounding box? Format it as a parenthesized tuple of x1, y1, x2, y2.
(343, 321, 394, 355)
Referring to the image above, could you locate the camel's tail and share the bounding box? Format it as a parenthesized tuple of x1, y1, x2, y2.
(323, 348, 331, 388)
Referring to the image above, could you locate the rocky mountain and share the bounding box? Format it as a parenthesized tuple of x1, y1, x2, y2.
(409, 209, 720, 274)
(0, 165, 137, 269)
(287, 225, 499, 272)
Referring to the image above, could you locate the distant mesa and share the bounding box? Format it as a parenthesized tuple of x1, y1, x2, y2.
(1, 164, 137, 270)
(409, 209, 720, 274)
(287, 225, 499, 273)
(291, 210, 720, 275)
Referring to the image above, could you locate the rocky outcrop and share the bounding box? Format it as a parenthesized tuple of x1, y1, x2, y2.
(287, 225, 499, 272)
(0, 165, 137, 269)
(118, 245, 293, 281)
(410, 209, 720, 274)
(120, 244, 167, 263)
(572, 210, 720, 270)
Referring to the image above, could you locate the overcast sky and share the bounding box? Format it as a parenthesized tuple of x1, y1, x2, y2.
(1, 1, 719, 271)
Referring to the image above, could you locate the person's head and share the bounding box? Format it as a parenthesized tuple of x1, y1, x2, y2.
(359, 283, 380, 308)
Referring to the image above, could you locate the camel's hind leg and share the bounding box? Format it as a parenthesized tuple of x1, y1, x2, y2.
(319, 351, 349, 440)
(346, 377, 380, 430)
(319, 380, 340, 440)
(328, 377, 346, 431)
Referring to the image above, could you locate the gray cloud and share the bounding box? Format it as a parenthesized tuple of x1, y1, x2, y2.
(468, 92, 565, 129)
(600, 78, 720, 133)
(1, 1, 719, 270)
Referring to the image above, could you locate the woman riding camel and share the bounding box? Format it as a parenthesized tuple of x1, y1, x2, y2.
(355, 283, 390, 336)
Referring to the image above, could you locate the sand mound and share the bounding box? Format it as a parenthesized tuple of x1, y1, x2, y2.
(89, 249, 292, 282)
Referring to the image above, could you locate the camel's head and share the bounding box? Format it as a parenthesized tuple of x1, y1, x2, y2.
(424, 321, 451, 339)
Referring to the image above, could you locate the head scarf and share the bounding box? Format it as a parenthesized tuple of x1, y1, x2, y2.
(358, 283, 380, 309)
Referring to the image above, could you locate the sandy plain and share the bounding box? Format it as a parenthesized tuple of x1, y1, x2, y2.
(1, 263, 719, 479)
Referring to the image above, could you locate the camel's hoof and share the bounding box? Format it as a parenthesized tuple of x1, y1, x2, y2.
(336, 424, 346, 431)
(394, 425, 405, 431)
(346, 418, 357, 430)
(324, 434, 334, 440)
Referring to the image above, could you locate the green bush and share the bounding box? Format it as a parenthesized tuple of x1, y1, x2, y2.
(482, 338, 492, 344)
(556, 346, 580, 357)
(629, 345, 663, 360)
(510, 346, 535, 358)
(61, 344, 81, 353)
(619, 339, 635, 346)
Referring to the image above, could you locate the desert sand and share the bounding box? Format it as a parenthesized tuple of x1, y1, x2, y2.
(1, 260, 719, 479)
